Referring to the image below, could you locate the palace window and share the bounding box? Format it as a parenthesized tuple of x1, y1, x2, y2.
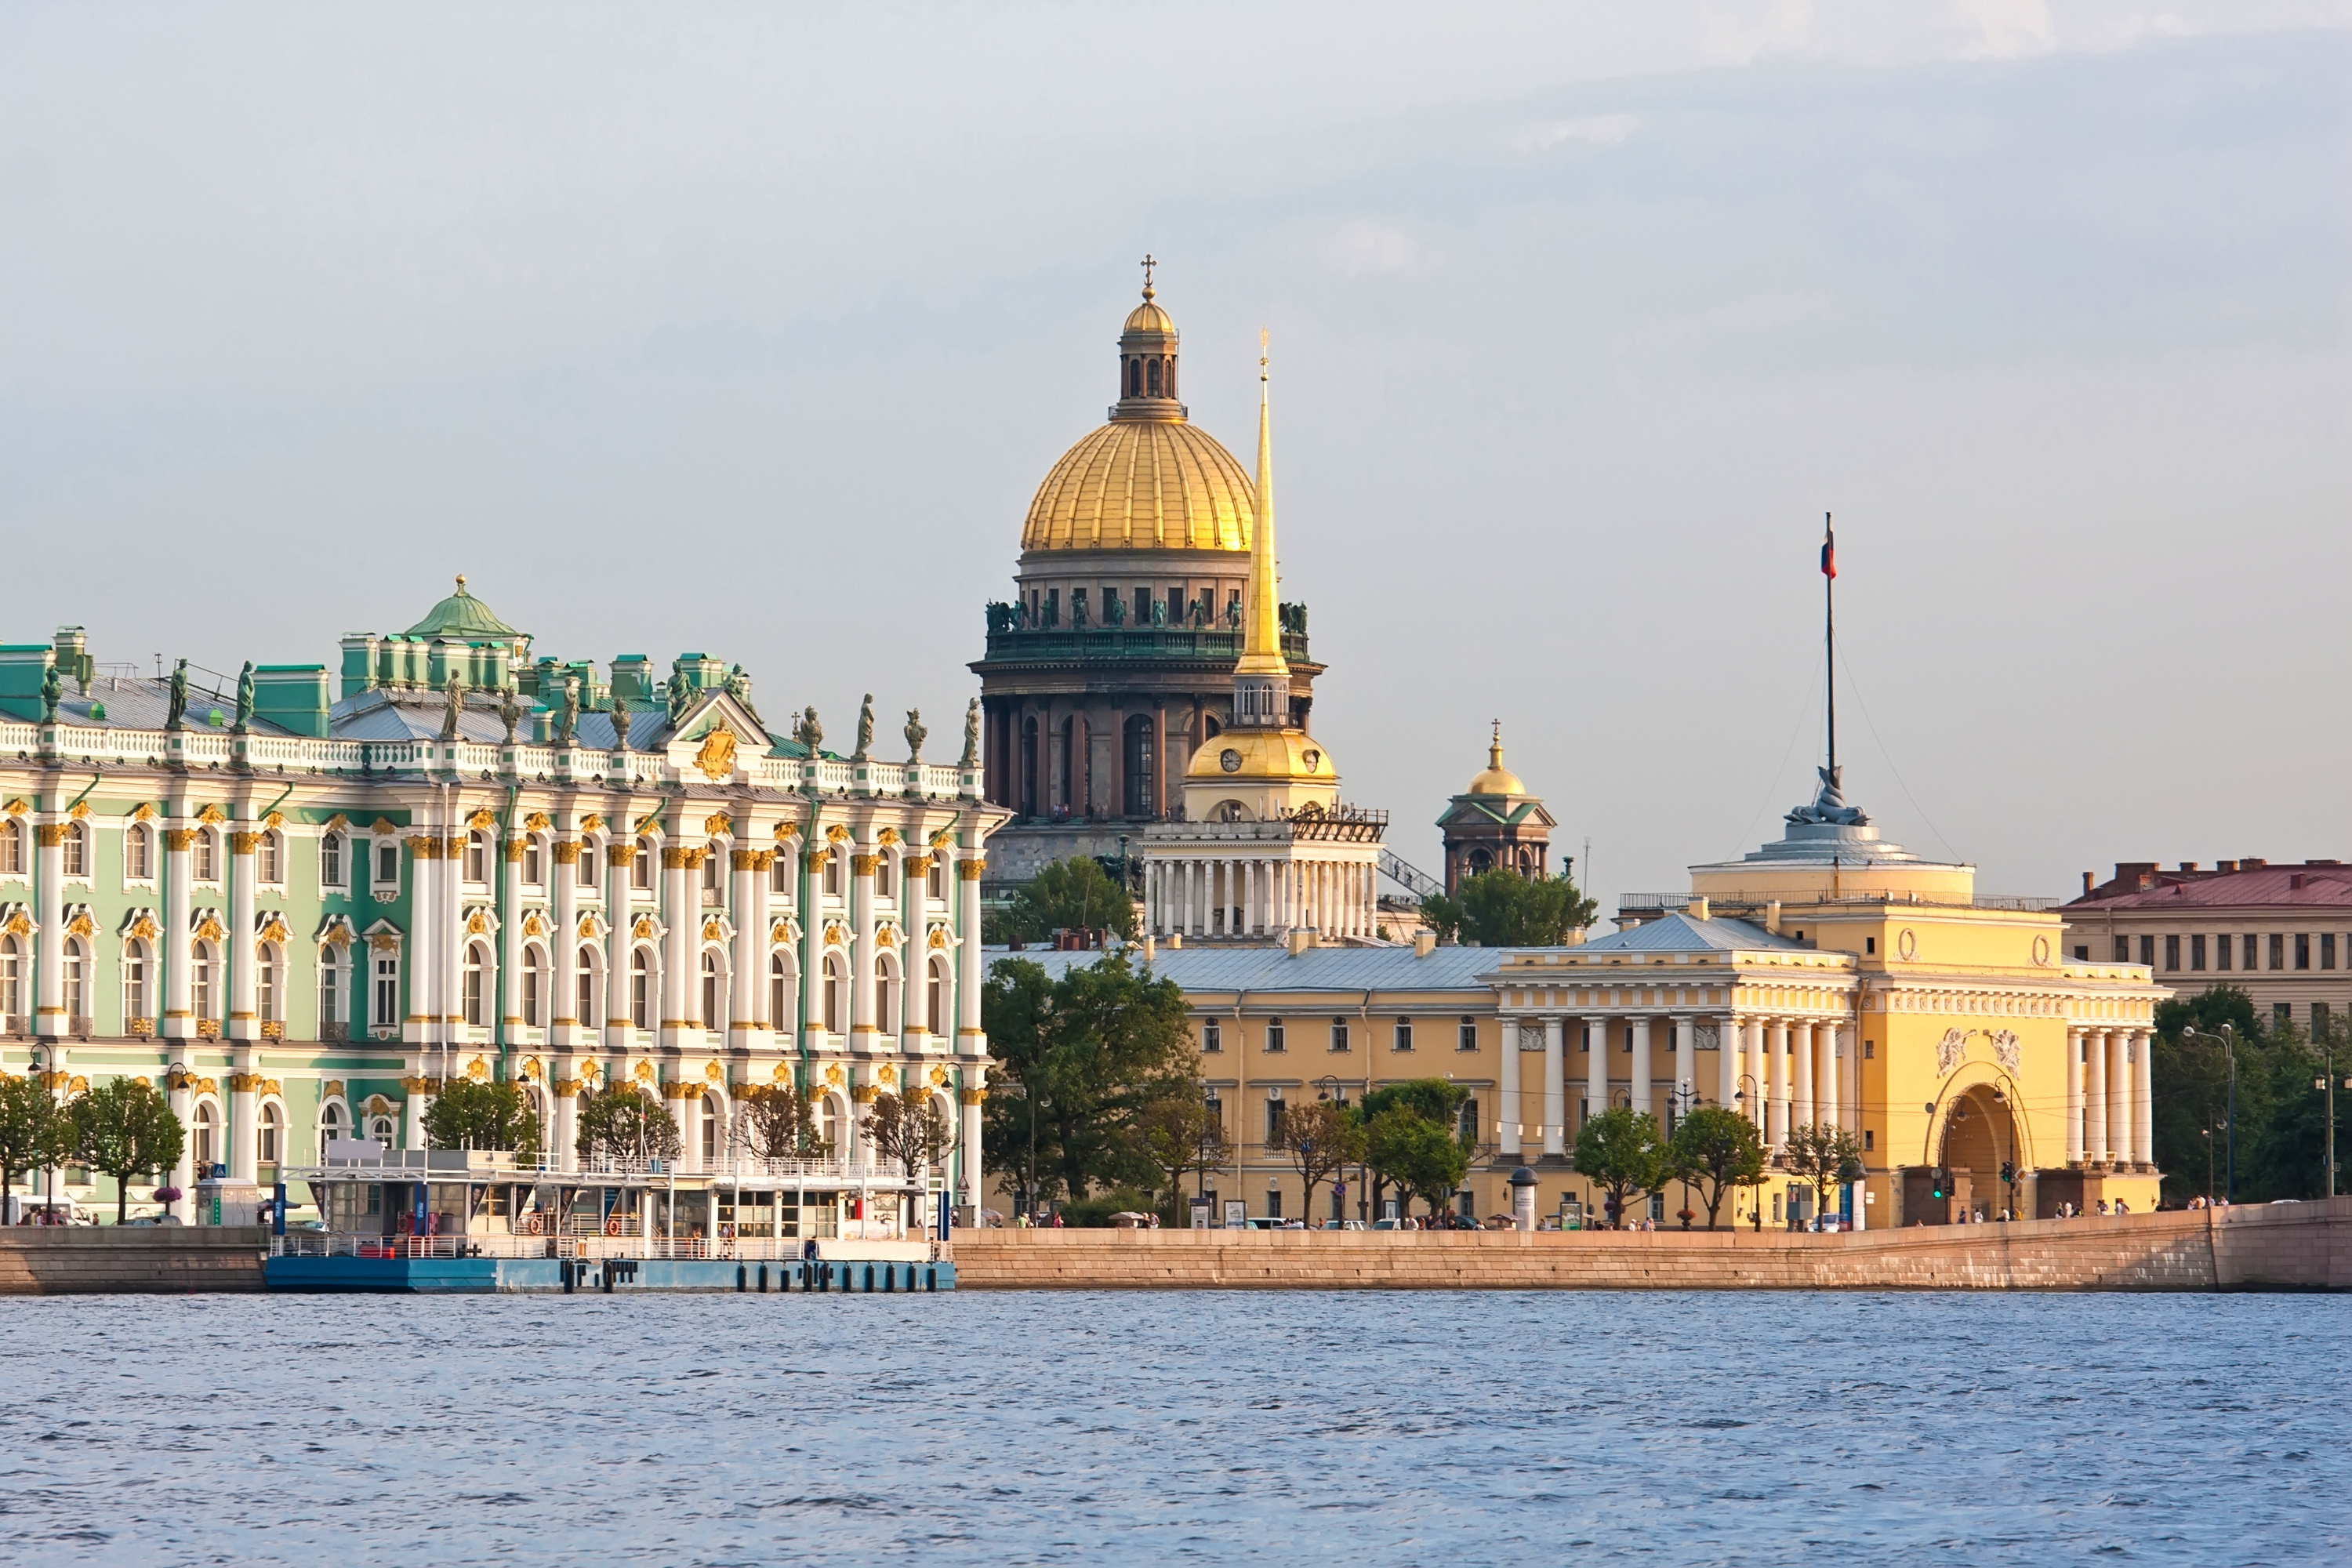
(2272, 933, 2287, 971)
(374, 955, 399, 1029)
(257, 1102, 281, 1166)
(463, 943, 488, 1027)
(318, 946, 342, 1026)
(2244, 934, 2259, 971)
(822, 953, 844, 1033)
(928, 858, 946, 901)
(701, 950, 721, 1027)
(825, 854, 844, 899)
(465, 832, 490, 886)
(772, 855, 793, 897)
(927, 956, 947, 1036)
(192, 946, 216, 1022)
(319, 830, 344, 888)
(61, 822, 86, 878)
(2112, 936, 2128, 963)
(579, 955, 598, 1025)
(2164, 935, 2180, 971)
(1458, 1016, 1477, 1052)
(702, 852, 722, 901)
(2188, 934, 2204, 971)
(631, 950, 652, 1030)
(2296, 933, 2311, 971)
(1265, 1018, 1285, 1053)
(258, 830, 282, 885)
(579, 843, 598, 889)
(769, 951, 793, 1030)
(1393, 1018, 1414, 1053)
(632, 838, 653, 891)
(1200, 1018, 1221, 1053)
(0, 935, 19, 1022)
(524, 840, 545, 887)
(375, 841, 398, 886)
(2138, 935, 2154, 968)
(257, 945, 281, 1023)
(61, 938, 85, 1022)
(1330, 1017, 1350, 1054)
(194, 828, 218, 882)
(0, 819, 20, 877)
(2216, 935, 2232, 971)
(125, 822, 151, 881)
(2324, 935, 2336, 971)
(123, 942, 151, 1023)
(193, 1103, 216, 1169)
(1265, 1098, 1284, 1145)
(523, 946, 546, 1027)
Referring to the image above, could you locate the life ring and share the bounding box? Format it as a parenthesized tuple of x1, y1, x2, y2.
(524, 1214, 543, 1236)
(604, 1216, 621, 1236)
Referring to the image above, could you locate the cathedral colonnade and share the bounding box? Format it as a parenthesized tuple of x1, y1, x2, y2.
(1141, 851, 1378, 941)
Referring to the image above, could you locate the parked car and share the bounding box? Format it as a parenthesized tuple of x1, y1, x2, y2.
(1317, 1219, 1368, 1231)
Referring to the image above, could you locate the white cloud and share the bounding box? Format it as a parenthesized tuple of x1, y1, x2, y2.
(1518, 114, 1641, 154)
(1956, 0, 2057, 57)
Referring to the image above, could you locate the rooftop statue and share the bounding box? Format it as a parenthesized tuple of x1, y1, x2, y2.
(794, 705, 822, 754)
(1225, 596, 1240, 630)
(666, 669, 691, 724)
(853, 694, 874, 761)
(39, 661, 60, 724)
(438, 673, 466, 742)
(959, 697, 980, 771)
(234, 662, 256, 734)
(610, 688, 630, 753)
(1104, 591, 1125, 627)
(1071, 590, 1089, 630)
(903, 707, 926, 763)
(165, 659, 189, 731)
(1149, 596, 1166, 627)
(554, 676, 580, 746)
(499, 686, 521, 745)
(724, 664, 760, 721)
(1784, 764, 1871, 828)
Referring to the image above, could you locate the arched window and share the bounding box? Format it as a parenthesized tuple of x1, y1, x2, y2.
(257, 1102, 281, 1165)
(815, 1094, 840, 1150)
(822, 953, 845, 1034)
(194, 828, 217, 882)
(632, 837, 653, 890)
(367, 1113, 395, 1144)
(125, 822, 152, 881)
(61, 822, 86, 878)
(123, 940, 152, 1026)
(877, 955, 901, 1036)
(770, 950, 796, 1030)
(577, 841, 598, 889)
(258, 830, 282, 884)
(521, 943, 547, 1027)
(0, 818, 21, 876)
(927, 956, 949, 1036)
(464, 831, 489, 886)
(1163, 356, 1176, 398)
(630, 949, 652, 1030)
(2, 935, 25, 1022)
(1127, 358, 1141, 397)
(702, 851, 722, 898)
(463, 943, 488, 1026)
(1147, 358, 1161, 397)
(771, 854, 792, 895)
(193, 1102, 218, 1168)
(319, 830, 344, 887)
(318, 1099, 343, 1146)
(61, 938, 86, 1023)
(256, 942, 283, 1023)
(699, 949, 721, 1027)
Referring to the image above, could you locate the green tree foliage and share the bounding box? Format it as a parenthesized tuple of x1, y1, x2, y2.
(0, 1073, 71, 1201)
(1132, 1094, 1229, 1223)
(981, 952, 1198, 1204)
(862, 1087, 952, 1180)
(422, 1079, 543, 1161)
(1573, 1106, 1665, 1229)
(67, 1077, 185, 1225)
(1418, 863, 1598, 949)
(982, 856, 1139, 946)
(1781, 1122, 1864, 1226)
(1664, 1105, 1767, 1229)
(742, 1083, 833, 1162)
(2153, 986, 2347, 1202)
(1356, 1078, 1472, 1218)
(575, 1086, 683, 1167)
(1365, 1106, 1470, 1218)
(1271, 1098, 1367, 1221)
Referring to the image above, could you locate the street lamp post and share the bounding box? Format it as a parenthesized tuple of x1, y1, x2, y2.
(2183, 1025, 2237, 1203)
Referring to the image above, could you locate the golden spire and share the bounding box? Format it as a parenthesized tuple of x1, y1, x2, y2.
(1236, 327, 1287, 678)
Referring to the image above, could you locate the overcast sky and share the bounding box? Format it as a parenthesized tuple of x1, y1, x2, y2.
(3, 2, 2347, 909)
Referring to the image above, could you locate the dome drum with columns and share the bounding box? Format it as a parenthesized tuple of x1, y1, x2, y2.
(1436, 724, 1557, 895)
(973, 268, 1323, 891)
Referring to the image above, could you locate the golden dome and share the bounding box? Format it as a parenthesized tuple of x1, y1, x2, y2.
(1467, 725, 1525, 796)
(1021, 419, 1255, 553)
(1123, 297, 1174, 334)
(1185, 728, 1334, 783)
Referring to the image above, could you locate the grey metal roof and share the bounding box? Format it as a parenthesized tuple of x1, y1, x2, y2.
(982, 942, 1548, 993)
(15, 677, 296, 737)
(1573, 912, 1803, 954)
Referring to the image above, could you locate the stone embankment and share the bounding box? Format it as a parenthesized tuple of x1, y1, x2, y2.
(953, 1199, 2350, 1292)
(0, 1228, 267, 1295)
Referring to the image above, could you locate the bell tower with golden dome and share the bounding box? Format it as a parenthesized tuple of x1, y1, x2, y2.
(971, 263, 1326, 894)
(1436, 722, 1557, 895)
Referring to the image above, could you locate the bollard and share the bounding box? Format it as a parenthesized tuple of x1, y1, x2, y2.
(863, 1264, 875, 1293)
(758, 1264, 768, 1293)
(925, 1266, 938, 1293)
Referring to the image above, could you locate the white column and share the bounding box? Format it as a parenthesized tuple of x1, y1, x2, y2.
(959, 1071, 986, 1213)
(550, 838, 580, 1047)
(1673, 1015, 1695, 1129)
(1768, 1020, 1791, 1147)
(2132, 1030, 2154, 1171)
(162, 823, 194, 1040)
(956, 851, 985, 1057)
(227, 827, 258, 1041)
(1718, 1016, 1738, 1112)
(1819, 1025, 1842, 1134)
(1629, 1016, 1653, 1120)
(2064, 1028, 2085, 1165)
(732, 848, 761, 1044)
(849, 846, 877, 1047)
(229, 1059, 258, 1184)
(554, 1070, 579, 1174)
(1498, 1015, 1522, 1156)
(2109, 1031, 2134, 1167)
(664, 842, 696, 1047)
(1747, 1020, 1767, 1134)
(1792, 1020, 1815, 1131)
(441, 824, 464, 1048)
(2085, 1028, 2111, 1164)
(1584, 1016, 1608, 1125)
(604, 838, 633, 1051)
(1542, 1014, 1566, 1156)
(499, 833, 524, 1038)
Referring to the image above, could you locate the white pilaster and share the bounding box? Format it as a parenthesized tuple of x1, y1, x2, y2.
(1542, 1014, 1566, 1156)
(1792, 1019, 1815, 1131)
(1585, 1016, 1607, 1127)
(1672, 1015, 1695, 1129)
(227, 827, 258, 1041)
(2085, 1028, 2111, 1164)
(1498, 1014, 1521, 1156)
(550, 837, 580, 1047)
(1629, 1015, 1653, 1121)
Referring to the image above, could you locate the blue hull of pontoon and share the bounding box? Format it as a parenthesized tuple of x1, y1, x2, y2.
(263, 1256, 953, 1294)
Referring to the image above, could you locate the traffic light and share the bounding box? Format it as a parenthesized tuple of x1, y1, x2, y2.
(1999, 1161, 2015, 1185)
(1930, 1173, 1944, 1200)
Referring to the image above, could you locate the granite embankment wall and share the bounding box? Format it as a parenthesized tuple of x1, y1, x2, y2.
(0, 1229, 268, 1295)
(954, 1199, 2351, 1292)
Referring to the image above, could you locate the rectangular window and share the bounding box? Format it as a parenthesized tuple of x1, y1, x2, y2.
(2164, 935, 2180, 971)
(374, 957, 398, 1027)
(1864, 1040, 1875, 1058)
(2245, 934, 2259, 971)
(376, 843, 398, 884)
(1864, 1130, 1875, 1152)
(2325, 935, 2337, 971)
(772, 855, 792, 895)
(523, 967, 541, 1027)
(319, 833, 342, 887)
(1265, 1185, 1283, 1219)
(1265, 1018, 1285, 1053)
(2296, 933, 2311, 971)
(1265, 1099, 1283, 1145)
(1393, 1018, 1414, 1053)
(1330, 1018, 1349, 1053)
(524, 843, 544, 886)
(1201, 1018, 1221, 1054)
(2137, 935, 2154, 968)
(2216, 935, 2231, 971)
(2272, 933, 2286, 971)
(2190, 935, 2205, 971)
(1458, 1017, 1477, 1052)
(1167, 587, 1185, 625)
(2275, 1001, 2292, 1025)
(2315, 1001, 2332, 1037)
(2073, 945, 2089, 961)
(2113, 936, 2129, 963)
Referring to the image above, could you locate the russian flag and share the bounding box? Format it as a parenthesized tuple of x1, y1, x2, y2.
(1820, 513, 1836, 579)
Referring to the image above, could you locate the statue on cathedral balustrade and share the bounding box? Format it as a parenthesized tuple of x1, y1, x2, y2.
(1105, 591, 1125, 627)
(1225, 597, 1240, 630)
(1071, 590, 1089, 630)
(903, 708, 926, 763)
(853, 694, 875, 761)
(1150, 596, 1166, 627)
(1190, 597, 1209, 630)
(960, 697, 980, 770)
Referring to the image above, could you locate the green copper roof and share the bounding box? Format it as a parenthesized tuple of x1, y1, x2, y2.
(405, 575, 522, 641)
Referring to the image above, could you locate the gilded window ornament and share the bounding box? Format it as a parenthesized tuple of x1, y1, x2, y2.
(694, 729, 739, 781)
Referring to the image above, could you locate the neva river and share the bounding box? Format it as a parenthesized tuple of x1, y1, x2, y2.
(2, 1290, 2343, 1566)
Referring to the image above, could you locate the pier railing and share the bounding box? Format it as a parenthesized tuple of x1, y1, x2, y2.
(270, 1233, 938, 1262)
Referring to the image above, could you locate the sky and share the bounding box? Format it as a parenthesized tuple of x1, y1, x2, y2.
(2, 2, 2347, 911)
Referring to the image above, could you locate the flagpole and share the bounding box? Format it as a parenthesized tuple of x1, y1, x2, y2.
(1824, 511, 1835, 779)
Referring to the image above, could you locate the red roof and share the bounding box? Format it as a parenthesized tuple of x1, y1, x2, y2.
(2070, 861, 2352, 910)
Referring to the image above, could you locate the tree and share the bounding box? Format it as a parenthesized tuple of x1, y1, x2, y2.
(981, 952, 1197, 1204)
(67, 1077, 185, 1225)
(742, 1083, 833, 1163)
(1418, 864, 1598, 949)
(1271, 1098, 1367, 1223)
(1365, 1107, 1471, 1219)
(1356, 1078, 1471, 1220)
(982, 856, 1140, 946)
(1782, 1122, 1864, 1227)
(1132, 1094, 1229, 1223)
(862, 1087, 952, 1181)
(1573, 1106, 1664, 1229)
(0, 1072, 71, 1205)
(1664, 1105, 1767, 1229)
(575, 1086, 683, 1167)
(422, 1079, 543, 1162)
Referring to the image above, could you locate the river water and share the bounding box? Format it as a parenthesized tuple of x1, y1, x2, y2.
(1, 1290, 2343, 1566)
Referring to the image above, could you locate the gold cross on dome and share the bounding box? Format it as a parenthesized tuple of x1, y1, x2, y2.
(1140, 253, 1156, 290)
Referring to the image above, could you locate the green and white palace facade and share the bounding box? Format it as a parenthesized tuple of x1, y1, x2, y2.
(0, 581, 1007, 1222)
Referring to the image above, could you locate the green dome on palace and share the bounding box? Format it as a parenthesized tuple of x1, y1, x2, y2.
(405, 575, 523, 641)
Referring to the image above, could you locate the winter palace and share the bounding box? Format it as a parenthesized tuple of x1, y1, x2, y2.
(0, 584, 1008, 1225)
